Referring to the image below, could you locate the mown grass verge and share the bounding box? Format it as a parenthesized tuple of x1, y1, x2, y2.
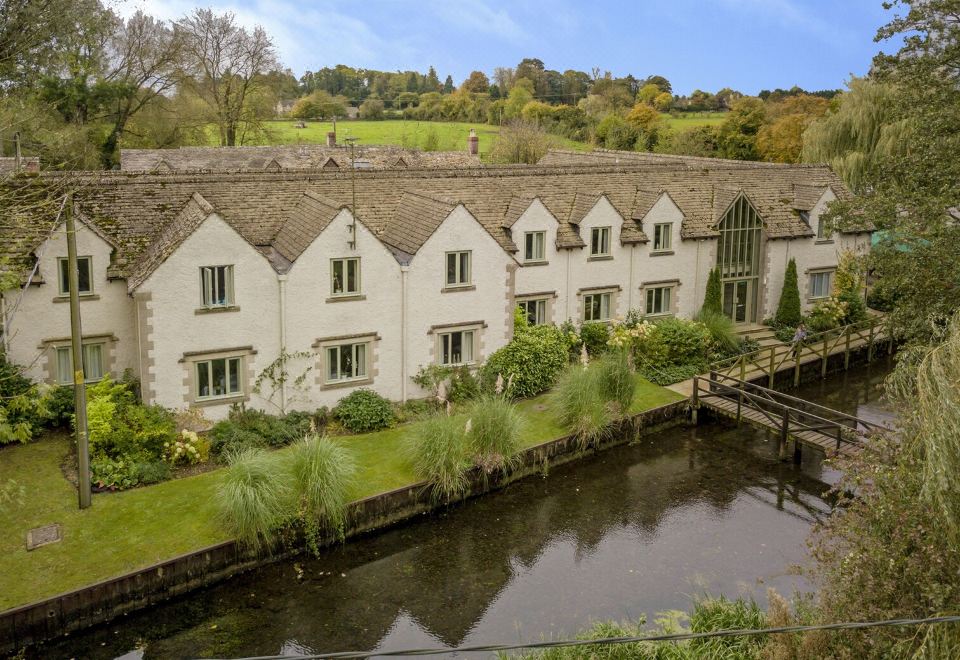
(0, 375, 680, 610)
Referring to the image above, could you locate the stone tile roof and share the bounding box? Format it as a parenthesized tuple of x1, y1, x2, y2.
(1, 160, 863, 284)
(272, 192, 345, 262)
(120, 145, 481, 172)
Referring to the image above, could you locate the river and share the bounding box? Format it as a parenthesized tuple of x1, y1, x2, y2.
(39, 359, 892, 659)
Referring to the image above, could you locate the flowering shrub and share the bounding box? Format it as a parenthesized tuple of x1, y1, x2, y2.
(480, 324, 571, 398)
(809, 296, 849, 331)
(163, 430, 209, 465)
(608, 315, 713, 385)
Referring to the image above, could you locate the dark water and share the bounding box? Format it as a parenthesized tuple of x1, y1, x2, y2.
(40, 361, 892, 659)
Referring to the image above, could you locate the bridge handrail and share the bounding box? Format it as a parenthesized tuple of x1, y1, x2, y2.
(693, 376, 883, 448)
(710, 315, 885, 373)
(708, 371, 893, 434)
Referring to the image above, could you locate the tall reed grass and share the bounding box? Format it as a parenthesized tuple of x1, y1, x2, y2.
(596, 350, 636, 414)
(215, 448, 289, 552)
(551, 365, 615, 448)
(466, 394, 524, 474)
(289, 434, 357, 530)
(406, 413, 472, 500)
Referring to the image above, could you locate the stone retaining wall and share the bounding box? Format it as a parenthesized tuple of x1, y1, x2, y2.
(0, 399, 688, 653)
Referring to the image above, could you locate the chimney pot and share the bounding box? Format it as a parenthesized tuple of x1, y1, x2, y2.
(327, 131, 336, 147)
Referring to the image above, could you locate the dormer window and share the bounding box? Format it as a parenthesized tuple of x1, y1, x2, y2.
(799, 210, 811, 226)
(200, 265, 234, 307)
(331, 258, 361, 296)
(590, 227, 611, 256)
(445, 251, 472, 288)
(816, 216, 832, 240)
(58, 256, 92, 296)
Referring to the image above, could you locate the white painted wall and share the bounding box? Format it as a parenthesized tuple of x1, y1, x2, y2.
(283, 210, 404, 409)
(2, 221, 136, 384)
(136, 213, 281, 420)
(404, 205, 514, 398)
(511, 199, 564, 323)
(565, 196, 631, 321)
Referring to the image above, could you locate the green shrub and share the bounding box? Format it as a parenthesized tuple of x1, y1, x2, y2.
(90, 457, 170, 491)
(774, 324, 799, 343)
(217, 408, 310, 448)
(595, 351, 635, 414)
(649, 317, 713, 365)
(289, 434, 357, 531)
(448, 366, 480, 403)
(0, 353, 53, 444)
(866, 280, 897, 312)
(551, 365, 614, 448)
(46, 386, 75, 427)
(84, 377, 176, 463)
(578, 322, 610, 357)
(216, 448, 289, 551)
(393, 398, 438, 424)
(411, 364, 453, 398)
(209, 422, 269, 458)
(135, 460, 172, 485)
(837, 287, 867, 324)
(406, 413, 471, 500)
(465, 395, 523, 474)
(702, 266, 723, 315)
(695, 309, 739, 355)
(334, 389, 395, 432)
(480, 324, 570, 398)
(638, 362, 703, 386)
(775, 258, 802, 327)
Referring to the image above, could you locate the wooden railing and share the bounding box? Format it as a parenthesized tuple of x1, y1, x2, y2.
(710, 316, 889, 388)
(692, 371, 892, 454)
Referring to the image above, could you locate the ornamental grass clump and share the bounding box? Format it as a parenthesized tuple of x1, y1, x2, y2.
(406, 414, 472, 501)
(595, 350, 636, 415)
(289, 434, 357, 532)
(551, 365, 615, 449)
(216, 448, 289, 553)
(465, 394, 524, 475)
(694, 309, 740, 356)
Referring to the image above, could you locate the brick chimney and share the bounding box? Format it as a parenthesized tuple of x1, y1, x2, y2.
(327, 131, 336, 147)
(25, 159, 39, 174)
(468, 128, 479, 155)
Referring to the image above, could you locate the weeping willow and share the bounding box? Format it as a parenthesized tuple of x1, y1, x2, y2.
(889, 312, 960, 540)
(802, 77, 913, 192)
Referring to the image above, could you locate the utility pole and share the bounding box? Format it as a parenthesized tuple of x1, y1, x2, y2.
(346, 136, 358, 250)
(65, 193, 91, 509)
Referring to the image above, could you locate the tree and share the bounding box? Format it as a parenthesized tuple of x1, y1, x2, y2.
(802, 78, 907, 191)
(595, 114, 638, 150)
(462, 70, 490, 93)
(359, 97, 384, 120)
(774, 258, 802, 327)
(442, 74, 454, 94)
(504, 79, 534, 119)
(757, 95, 830, 163)
(488, 120, 555, 164)
(643, 75, 672, 94)
(424, 65, 441, 92)
(716, 97, 765, 160)
(291, 90, 346, 119)
(655, 125, 719, 158)
(653, 92, 673, 112)
(701, 268, 722, 315)
(98, 11, 182, 168)
(636, 83, 660, 105)
(176, 9, 279, 146)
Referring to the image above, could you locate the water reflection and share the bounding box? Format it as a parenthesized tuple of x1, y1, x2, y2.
(41, 364, 892, 659)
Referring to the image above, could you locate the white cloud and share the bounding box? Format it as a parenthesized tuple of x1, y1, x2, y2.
(419, 0, 527, 42)
(714, 0, 850, 43)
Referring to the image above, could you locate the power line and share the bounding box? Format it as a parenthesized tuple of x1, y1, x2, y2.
(216, 614, 960, 660)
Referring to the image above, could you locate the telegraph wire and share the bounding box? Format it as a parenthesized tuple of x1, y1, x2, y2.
(215, 613, 960, 660)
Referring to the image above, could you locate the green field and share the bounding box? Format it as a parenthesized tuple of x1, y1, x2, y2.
(251, 119, 588, 155)
(664, 111, 727, 130)
(0, 377, 682, 610)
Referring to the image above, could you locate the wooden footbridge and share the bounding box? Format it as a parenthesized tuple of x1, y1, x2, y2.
(692, 372, 892, 460)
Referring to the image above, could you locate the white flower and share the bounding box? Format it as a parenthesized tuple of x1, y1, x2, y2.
(464, 418, 472, 434)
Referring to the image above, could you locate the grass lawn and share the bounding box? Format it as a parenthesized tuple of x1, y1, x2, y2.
(233, 119, 589, 156)
(0, 375, 681, 610)
(663, 111, 727, 131)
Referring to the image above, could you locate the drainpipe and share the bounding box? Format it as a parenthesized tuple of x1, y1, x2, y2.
(628, 244, 636, 311)
(564, 249, 571, 321)
(278, 274, 288, 412)
(400, 266, 409, 402)
(0, 293, 7, 355)
(694, 240, 702, 310)
(135, 294, 144, 396)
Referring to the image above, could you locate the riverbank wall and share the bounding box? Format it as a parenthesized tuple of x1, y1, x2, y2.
(0, 400, 688, 653)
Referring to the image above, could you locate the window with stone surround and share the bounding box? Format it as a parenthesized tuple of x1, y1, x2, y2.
(195, 357, 242, 400)
(200, 265, 234, 307)
(518, 298, 547, 325)
(331, 257, 361, 296)
(55, 342, 104, 384)
(809, 270, 833, 299)
(445, 251, 472, 287)
(652, 223, 672, 252)
(590, 227, 611, 256)
(645, 286, 673, 316)
(583, 291, 613, 322)
(438, 329, 475, 366)
(523, 231, 546, 262)
(325, 342, 368, 383)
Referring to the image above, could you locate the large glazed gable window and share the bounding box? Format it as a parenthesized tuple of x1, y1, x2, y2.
(200, 265, 234, 307)
(58, 256, 92, 296)
(590, 227, 611, 256)
(55, 342, 103, 384)
(445, 251, 472, 287)
(717, 195, 763, 324)
(196, 356, 242, 399)
(523, 231, 546, 262)
(331, 257, 361, 296)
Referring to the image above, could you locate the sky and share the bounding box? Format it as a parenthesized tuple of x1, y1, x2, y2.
(113, 0, 900, 95)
